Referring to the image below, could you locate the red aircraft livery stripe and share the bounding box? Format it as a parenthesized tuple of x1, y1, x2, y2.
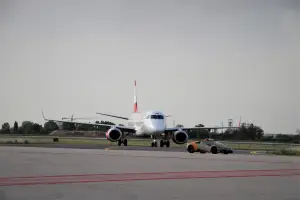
(0, 169, 299, 187)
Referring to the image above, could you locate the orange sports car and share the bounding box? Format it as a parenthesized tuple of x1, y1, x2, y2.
(186, 138, 233, 154)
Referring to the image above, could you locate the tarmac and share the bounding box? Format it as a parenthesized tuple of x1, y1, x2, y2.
(0, 145, 299, 200)
(0, 143, 266, 155)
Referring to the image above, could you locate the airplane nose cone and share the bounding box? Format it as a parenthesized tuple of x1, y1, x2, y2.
(150, 121, 165, 133)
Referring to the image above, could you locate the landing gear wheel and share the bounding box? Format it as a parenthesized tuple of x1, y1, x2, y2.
(160, 140, 164, 147)
(187, 145, 194, 153)
(151, 135, 157, 147)
(123, 139, 128, 146)
(165, 140, 170, 148)
(199, 150, 206, 154)
(211, 146, 218, 154)
(117, 139, 128, 146)
(223, 151, 228, 154)
(151, 141, 157, 147)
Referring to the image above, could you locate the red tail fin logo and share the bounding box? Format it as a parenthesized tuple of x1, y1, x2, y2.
(133, 80, 138, 112)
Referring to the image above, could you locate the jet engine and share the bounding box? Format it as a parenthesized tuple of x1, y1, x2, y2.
(105, 127, 122, 142)
(172, 129, 189, 144)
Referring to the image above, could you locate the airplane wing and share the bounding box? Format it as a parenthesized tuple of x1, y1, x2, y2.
(96, 112, 129, 120)
(165, 126, 239, 133)
(95, 112, 172, 119)
(42, 110, 136, 133)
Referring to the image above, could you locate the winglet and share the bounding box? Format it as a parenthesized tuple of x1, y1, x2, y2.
(41, 108, 48, 121)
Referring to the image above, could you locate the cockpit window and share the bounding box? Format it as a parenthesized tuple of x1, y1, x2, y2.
(150, 115, 164, 119)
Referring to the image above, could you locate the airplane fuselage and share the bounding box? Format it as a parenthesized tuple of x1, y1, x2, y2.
(127, 110, 166, 136)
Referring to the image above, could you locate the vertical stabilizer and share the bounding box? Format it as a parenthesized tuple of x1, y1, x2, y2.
(133, 80, 138, 112)
(238, 116, 241, 127)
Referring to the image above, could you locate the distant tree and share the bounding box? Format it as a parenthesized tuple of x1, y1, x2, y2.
(77, 123, 95, 131)
(62, 122, 76, 131)
(13, 121, 18, 133)
(220, 122, 264, 141)
(101, 120, 115, 125)
(256, 126, 264, 140)
(92, 121, 110, 131)
(32, 123, 43, 134)
(44, 121, 59, 134)
(292, 130, 300, 143)
(248, 123, 257, 140)
(1, 122, 10, 133)
(275, 134, 293, 142)
(22, 121, 34, 135)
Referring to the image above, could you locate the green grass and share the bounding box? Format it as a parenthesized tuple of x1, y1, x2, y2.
(222, 142, 293, 151)
(0, 135, 298, 152)
(271, 148, 300, 156)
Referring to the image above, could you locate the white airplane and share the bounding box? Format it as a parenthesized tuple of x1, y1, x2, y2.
(42, 80, 238, 147)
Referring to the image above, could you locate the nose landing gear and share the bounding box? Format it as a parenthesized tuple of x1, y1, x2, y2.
(151, 135, 157, 147)
(150, 135, 170, 148)
(151, 141, 157, 147)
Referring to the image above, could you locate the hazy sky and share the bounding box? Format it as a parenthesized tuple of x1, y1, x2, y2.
(1, 0, 299, 134)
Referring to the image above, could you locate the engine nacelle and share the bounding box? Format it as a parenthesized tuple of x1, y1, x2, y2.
(172, 130, 189, 144)
(105, 127, 122, 142)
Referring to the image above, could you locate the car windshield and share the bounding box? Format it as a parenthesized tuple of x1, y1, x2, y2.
(215, 141, 226, 147)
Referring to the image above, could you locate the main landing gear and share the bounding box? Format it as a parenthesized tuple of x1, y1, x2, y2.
(118, 138, 127, 146)
(117, 132, 132, 146)
(160, 139, 170, 147)
(151, 135, 170, 148)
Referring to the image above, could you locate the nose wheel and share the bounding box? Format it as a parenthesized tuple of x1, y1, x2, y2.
(150, 135, 157, 147)
(151, 141, 157, 147)
(150, 135, 170, 148)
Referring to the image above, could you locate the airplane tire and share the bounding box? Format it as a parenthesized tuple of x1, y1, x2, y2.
(199, 150, 206, 154)
(151, 142, 157, 147)
(160, 140, 164, 147)
(118, 140, 122, 146)
(123, 139, 127, 146)
(166, 140, 170, 148)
